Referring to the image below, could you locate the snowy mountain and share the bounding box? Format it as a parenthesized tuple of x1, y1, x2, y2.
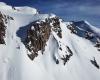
(0, 2, 100, 80)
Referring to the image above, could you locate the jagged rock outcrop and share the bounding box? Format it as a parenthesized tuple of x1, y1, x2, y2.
(90, 57, 100, 69)
(61, 46, 73, 65)
(25, 17, 62, 60)
(67, 24, 77, 34)
(51, 17, 62, 38)
(26, 20, 51, 60)
(0, 12, 13, 44)
(0, 12, 6, 44)
(95, 38, 100, 51)
(1, 3, 100, 80)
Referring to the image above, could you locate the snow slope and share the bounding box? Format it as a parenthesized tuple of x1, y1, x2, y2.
(0, 2, 100, 80)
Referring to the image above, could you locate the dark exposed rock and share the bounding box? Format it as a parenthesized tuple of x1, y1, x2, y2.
(67, 21, 100, 52)
(25, 19, 51, 60)
(61, 55, 70, 65)
(97, 49, 100, 51)
(7, 16, 14, 20)
(67, 24, 77, 34)
(95, 38, 100, 48)
(56, 59, 59, 64)
(67, 21, 97, 41)
(85, 31, 94, 40)
(59, 47, 62, 51)
(0, 12, 6, 44)
(95, 43, 100, 48)
(90, 57, 99, 69)
(0, 11, 13, 44)
(67, 46, 73, 55)
(51, 17, 62, 38)
(24, 16, 62, 60)
(61, 46, 73, 65)
(53, 55, 59, 64)
(95, 38, 100, 51)
(27, 53, 38, 60)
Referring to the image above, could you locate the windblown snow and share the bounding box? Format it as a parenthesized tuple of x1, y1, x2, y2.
(0, 2, 100, 80)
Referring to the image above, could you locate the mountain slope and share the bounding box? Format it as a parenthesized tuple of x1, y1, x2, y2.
(0, 2, 100, 80)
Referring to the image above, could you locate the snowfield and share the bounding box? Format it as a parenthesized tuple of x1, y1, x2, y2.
(0, 2, 100, 80)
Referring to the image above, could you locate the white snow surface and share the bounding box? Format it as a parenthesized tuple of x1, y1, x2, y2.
(0, 2, 100, 80)
(15, 6, 38, 14)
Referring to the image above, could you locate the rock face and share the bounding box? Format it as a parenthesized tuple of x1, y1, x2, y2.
(25, 17, 62, 60)
(66, 21, 100, 51)
(0, 12, 13, 44)
(51, 17, 62, 38)
(26, 20, 51, 60)
(95, 38, 100, 51)
(24, 16, 73, 65)
(0, 12, 6, 44)
(90, 57, 100, 69)
(0, 11, 14, 44)
(61, 46, 73, 65)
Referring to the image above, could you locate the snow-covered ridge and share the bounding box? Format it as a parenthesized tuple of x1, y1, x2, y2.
(0, 2, 38, 14)
(73, 20, 100, 36)
(0, 2, 100, 80)
(0, 2, 12, 10)
(14, 6, 38, 14)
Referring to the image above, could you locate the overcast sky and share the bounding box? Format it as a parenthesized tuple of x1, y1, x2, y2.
(0, 0, 100, 28)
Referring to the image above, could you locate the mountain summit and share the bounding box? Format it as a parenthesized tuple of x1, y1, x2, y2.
(0, 2, 100, 80)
